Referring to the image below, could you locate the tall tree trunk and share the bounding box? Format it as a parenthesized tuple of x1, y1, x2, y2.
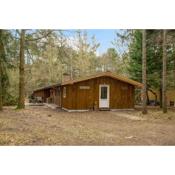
(162, 30, 167, 113)
(0, 30, 5, 111)
(70, 49, 73, 80)
(146, 90, 149, 105)
(174, 45, 175, 87)
(17, 29, 25, 109)
(142, 30, 147, 114)
(0, 65, 2, 111)
(159, 86, 162, 108)
(159, 67, 162, 108)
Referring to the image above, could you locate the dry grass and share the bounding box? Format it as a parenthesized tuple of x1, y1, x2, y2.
(0, 106, 175, 145)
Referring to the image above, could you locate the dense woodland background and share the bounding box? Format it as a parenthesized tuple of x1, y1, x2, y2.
(0, 29, 175, 111)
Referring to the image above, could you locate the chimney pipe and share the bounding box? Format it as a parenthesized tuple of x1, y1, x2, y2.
(62, 73, 71, 83)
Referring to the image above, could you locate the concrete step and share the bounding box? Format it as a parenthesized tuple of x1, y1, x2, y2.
(44, 103, 59, 110)
(99, 108, 110, 111)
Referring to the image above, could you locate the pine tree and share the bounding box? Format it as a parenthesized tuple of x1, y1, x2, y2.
(162, 30, 167, 113)
(0, 30, 5, 110)
(0, 30, 9, 110)
(142, 30, 147, 114)
(17, 30, 26, 109)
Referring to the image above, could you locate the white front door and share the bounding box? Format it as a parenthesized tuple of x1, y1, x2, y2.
(99, 85, 110, 108)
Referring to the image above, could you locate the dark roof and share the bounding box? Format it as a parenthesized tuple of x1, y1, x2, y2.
(62, 71, 143, 88)
(33, 71, 143, 92)
(34, 83, 61, 92)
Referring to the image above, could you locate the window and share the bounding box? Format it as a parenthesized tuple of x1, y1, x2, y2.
(101, 86, 107, 99)
(63, 87, 66, 98)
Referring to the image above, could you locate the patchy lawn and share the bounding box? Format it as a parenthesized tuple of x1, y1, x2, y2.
(0, 106, 175, 145)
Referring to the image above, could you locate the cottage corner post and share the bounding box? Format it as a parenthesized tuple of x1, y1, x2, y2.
(142, 29, 147, 114)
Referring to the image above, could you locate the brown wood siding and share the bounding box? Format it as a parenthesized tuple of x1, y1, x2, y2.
(148, 89, 175, 106)
(61, 85, 72, 109)
(61, 76, 134, 110)
(33, 90, 44, 98)
(72, 80, 94, 110)
(33, 89, 50, 102)
(54, 87, 61, 107)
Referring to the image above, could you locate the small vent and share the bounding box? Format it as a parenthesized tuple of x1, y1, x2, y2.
(121, 86, 128, 90)
(79, 86, 90, 90)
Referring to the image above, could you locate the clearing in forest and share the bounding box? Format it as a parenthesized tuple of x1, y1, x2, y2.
(0, 106, 175, 145)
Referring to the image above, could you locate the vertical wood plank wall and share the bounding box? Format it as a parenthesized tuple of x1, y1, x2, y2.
(61, 76, 134, 110)
(33, 88, 50, 102)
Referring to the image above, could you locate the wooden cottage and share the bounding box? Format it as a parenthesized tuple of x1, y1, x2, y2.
(148, 89, 175, 106)
(33, 71, 143, 111)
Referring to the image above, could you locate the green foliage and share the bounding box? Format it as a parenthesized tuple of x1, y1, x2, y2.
(128, 30, 175, 90)
(3, 92, 18, 105)
(128, 30, 142, 82)
(3, 29, 175, 107)
(99, 48, 121, 72)
(0, 30, 11, 107)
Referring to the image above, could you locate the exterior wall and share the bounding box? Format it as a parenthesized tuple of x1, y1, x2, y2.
(61, 85, 73, 109)
(33, 90, 44, 98)
(33, 86, 62, 106)
(53, 87, 61, 107)
(148, 89, 175, 106)
(33, 89, 50, 102)
(61, 76, 134, 110)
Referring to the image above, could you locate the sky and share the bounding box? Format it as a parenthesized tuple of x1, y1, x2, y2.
(86, 29, 117, 54)
(12, 29, 119, 55)
(64, 29, 118, 55)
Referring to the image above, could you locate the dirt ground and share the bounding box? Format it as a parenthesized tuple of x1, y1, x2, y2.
(0, 105, 175, 145)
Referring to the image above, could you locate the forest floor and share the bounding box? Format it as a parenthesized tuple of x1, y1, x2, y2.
(0, 106, 175, 145)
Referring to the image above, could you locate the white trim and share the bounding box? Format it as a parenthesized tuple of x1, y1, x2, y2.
(62, 107, 89, 112)
(62, 107, 134, 112)
(43, 103, 59, 109)
(99, 84, 110, 108)
(111, 108, 135, 111)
